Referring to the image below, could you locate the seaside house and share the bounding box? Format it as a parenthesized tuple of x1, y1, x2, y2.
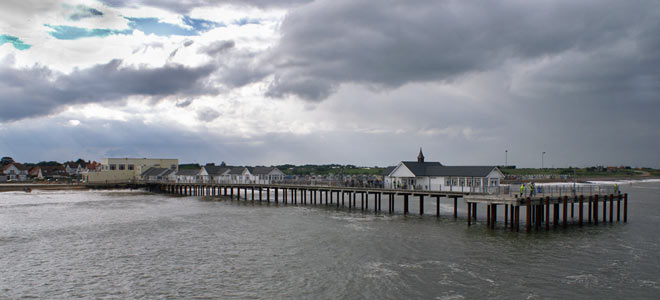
(229, 167, 251, 184)
(176, 168, 202, 183)
(201, 164, 231, 183)
(384, 149, 504, 192)
(248, 167, 285, 184)
(1, 163, 29, 181)
(83, 158, 178, 183)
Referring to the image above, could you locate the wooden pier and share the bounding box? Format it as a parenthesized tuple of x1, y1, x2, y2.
(147, 182, 628, 233)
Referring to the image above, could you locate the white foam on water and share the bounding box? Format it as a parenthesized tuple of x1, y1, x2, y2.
(361, 262, 399, 278)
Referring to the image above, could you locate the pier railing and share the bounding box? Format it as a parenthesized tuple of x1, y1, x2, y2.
(484, 184, 618, 198)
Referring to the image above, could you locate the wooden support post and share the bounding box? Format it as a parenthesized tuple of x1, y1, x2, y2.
(467, 201, 472, 227)
(594, 194, 599, 224)
(419, 195, 424, 216)
(624, 193, 628, 223)
(563, 196, 568, 228)
(617, 194, 621, 221)
(492, 204, 497, 229)
(571, 198, 574, 218)
(353, 192, 356, 208)
(364, 193, 367, 210)
(403, 194, 409, 215)
(487, 204, 491, 228)
(588, 196, 592, 224)
(505, 204, 509, 227)
(546, 197, 550, 231)
(579, 195, 584, 227)
(436, 196, 440, 217)
(259, 187, 262, 202)
(342, 191, 345, 207)
(515, 205, 520, 232)
(604, 194, 610, 222)
(453, 197, 458, 218)
(526, 200, 531, 233)
(609, 194, 614, 223)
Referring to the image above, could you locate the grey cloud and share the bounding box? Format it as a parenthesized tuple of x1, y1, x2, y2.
(175, 98, 193, 107)
(183, 40, 194, 47)
(196, 109, 221, 122)
(199, 40, 235, 56)
(0, 59, 217, 122)
(99, 0, 311, 14)
(264, 0, 660, 101)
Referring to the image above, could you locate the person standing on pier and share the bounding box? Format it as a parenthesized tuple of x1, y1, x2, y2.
(520, 183, 526, 197)
(530, 182, 536, 196)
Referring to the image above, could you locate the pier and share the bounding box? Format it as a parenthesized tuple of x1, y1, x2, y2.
(147, 182, 628, 232)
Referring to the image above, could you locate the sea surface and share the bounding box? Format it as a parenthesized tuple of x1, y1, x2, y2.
(1, 181, 660, 299)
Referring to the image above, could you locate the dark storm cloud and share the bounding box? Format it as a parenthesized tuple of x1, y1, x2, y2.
(0, 58, 217, 122)
(99, 0, 311, 14)
(264, 0, 660, 101)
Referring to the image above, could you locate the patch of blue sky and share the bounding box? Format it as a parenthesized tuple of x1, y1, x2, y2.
(0, 34, 31, 50)
(45, 24, 132, 40)
(44, 16, 224, 40)
(67, 4, 104, 21)
(126, 16, 224, 37)
(233, 17, 261, 26)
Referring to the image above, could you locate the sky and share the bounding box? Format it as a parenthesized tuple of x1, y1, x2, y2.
(1, 0, 659, 168)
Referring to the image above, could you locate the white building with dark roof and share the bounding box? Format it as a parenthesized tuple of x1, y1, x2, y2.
(385, 149, 504, 192)
(248, 167, 285, 184)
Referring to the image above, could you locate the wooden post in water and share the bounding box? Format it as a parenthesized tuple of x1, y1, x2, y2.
(624, 193, 628, 222)
(546, 197, 550, 231)
(472, 203, 477, 220)
(579, 195, 584, 227)
(515, 205, 520, 232)
(505, 204, 509, 227)
(526, 199, 531, 233)
(419, 195, 424, 216)
(609, 194, 614, 223)
(602, 194, 607, 223)
(588, 196, 592, 224)
(492, 204, 497, 229)
(563, 196, 568, 228)
(487, 204, 491, 228)
(467, 201, 472, 227)
(617, 194, 621, 221)
(594, 194, 599, 224)
(403, 194, 409, 215)
(436, 196, 440, 217)
(454, 197, 458, 218)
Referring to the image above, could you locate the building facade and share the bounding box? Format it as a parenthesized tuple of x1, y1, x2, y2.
(83, 158, 179, 183)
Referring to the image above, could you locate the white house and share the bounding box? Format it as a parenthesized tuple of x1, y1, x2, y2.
(229, 167, 251, 183)
(385, 149, 504, 192)
(201, 165, 231, 183)
(176, 168, 202, 183)
(1, 163, 29, 181)
(248, 167, 285, 184)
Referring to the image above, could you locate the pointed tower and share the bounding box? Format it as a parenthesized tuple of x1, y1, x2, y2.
(417, 147, 425, 163)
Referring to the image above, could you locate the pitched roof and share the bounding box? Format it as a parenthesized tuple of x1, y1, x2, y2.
(248, 167, 281, 175)
(229, 167, 248, 175)
(176, 168, 201, 176)
(142, 167, 173, 177)
(397, 163, 499, 177)
(204, 165, 230, 176)
(400, 161, 443, 176)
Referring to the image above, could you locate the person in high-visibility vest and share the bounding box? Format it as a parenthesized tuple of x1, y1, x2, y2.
(520, 183, 525, 197)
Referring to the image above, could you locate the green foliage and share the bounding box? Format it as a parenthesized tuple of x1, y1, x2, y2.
(37, 161, 62, 166)
(178, 163, 201, 169)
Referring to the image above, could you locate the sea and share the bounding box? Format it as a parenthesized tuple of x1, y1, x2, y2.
(1, 181, 659, 299)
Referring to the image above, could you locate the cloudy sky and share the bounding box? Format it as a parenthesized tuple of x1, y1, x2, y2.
(1, 0, 659, 168)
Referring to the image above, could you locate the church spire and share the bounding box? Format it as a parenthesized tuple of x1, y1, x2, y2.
(417, 147, 425, 163)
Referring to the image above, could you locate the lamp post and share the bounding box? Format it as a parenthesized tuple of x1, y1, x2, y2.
(541, 152, 546, 170)
(505, 149, 508, 167)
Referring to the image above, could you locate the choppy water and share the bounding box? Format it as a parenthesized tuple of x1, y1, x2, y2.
(1, 182, 659, 299)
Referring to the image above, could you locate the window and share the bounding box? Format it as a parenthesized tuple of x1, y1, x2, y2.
(110, 164, 116, 170)
(119, 164, 125, 170)
(128, 164, 134, 171)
